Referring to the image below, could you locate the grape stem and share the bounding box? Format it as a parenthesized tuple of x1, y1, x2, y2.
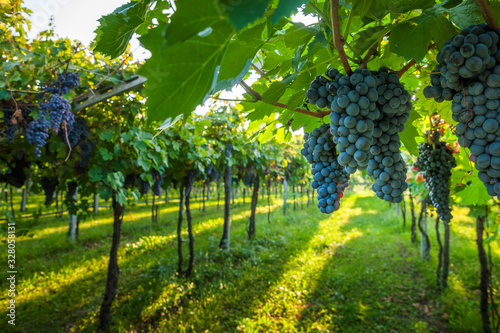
(475, 0, 498, 30)
(239, 81, 330, 118)
(397, 43, 435, 77)
(358, 42, 379, 69)
(331, 0, 353, 75)
(397, 59, 416, 78)
(251, 64, 270, 81)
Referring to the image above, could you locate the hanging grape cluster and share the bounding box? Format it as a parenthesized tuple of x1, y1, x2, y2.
(1, 72, 80, 157)
(300, 124, 350, 214)
(152, 169, 164, 196)
(40, 176, 59, 206)
(25, 114, 50, 157)
(414, 131, 457, 222)
(304, 65, 412, 211)
(423, 23, 500, 199)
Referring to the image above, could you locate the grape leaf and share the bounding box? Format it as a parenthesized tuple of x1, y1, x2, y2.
(283, 23, 315, 50)
(445, 0, 482, 29)
(139, 21, 233, 123)
(221, 0, 271, 31)
(164, 0, 223, 45)
(368, 0, 435, 20)
(214, 22, 266, 92)
(400, 108, 420, 156)
(93, 0, 152, 58)
(271, 0, 308, 24)
(453, 179, 491, 206)
(389, 12, 457, 61)
(350, 0, 372, 18)
(351, 25, 391, 57)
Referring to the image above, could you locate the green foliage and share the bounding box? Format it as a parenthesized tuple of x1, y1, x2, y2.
(93, 0, 153, 58)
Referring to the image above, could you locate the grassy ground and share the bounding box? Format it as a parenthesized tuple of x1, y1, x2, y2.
(0, 186, 498, 332)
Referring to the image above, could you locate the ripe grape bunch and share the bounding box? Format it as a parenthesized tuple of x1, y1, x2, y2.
(152, 169, 164, 196)
(414, 131, 457, 222)
(25, 113, 50, 157)
(423, 23, 500, 199)
(305, 66, 412, 205)
(328, 68, 380, 173)
(39, 93, 74, 135)
(300, 124, 349, 214)
(40, 176, 59, 206)
(366, 68, 411, 203)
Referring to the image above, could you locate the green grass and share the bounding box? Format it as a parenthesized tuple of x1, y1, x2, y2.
(0, 187, 498, 332)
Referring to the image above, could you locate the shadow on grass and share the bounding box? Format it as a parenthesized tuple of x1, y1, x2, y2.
(0, 198, 293, 332)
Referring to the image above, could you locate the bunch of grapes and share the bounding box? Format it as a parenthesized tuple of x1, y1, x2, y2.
(76, 140, 94, 169)
(124, 173, 138, 189)
(25, 113, 50, 157)
(242, 174, 254, 187)
(366, 68, 411, 203)
(65, 117, 89, 147)
(300, 124, 350, 214)
(40, 176, 59, 206)
(67, 181, 78, 198)
(39, 94, 73, 135)
(45, 72, 80, 95)
(423, 23, 500, 198)
(140, 179, 150, 196)
(330, 69, 380, 173)
(415, 131, 456, 222)
(2, 108, 18, 142)
(152, 169, 164, 196)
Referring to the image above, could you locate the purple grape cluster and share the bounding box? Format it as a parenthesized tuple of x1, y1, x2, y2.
(2, 108, 17, 142)
(45, 72, 80, 95)
(65, 117, 89, 147)
(39, 94, 73, 134)
(76, 140, 94, 169)
(152, 169, 164, 196)
(25, 114, 50, 157)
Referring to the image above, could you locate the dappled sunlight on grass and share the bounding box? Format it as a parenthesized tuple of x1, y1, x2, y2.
(1, 188, 497, 332)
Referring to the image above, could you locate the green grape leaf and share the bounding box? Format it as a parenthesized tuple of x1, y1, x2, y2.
(368, 0, 435, 20)
(164, 0, 223, 45)
(446, 0, 482, 29)
(215, 22, 266, 92)
(400, 108, 421, 156)
(221, 0, 270, 31)
(283, 23, 315, 50)
(453, 179, 491, 206)
(389, 12, 457, 61)
(139, 21, 233, 123)
(351, 0, 372, 18)
(272, 0, 308, 24)
(93, 0, 152, 58)
(351, 25, 391, 57)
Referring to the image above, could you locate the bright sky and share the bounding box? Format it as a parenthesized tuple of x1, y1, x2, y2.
(24, 0, 150, 60)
